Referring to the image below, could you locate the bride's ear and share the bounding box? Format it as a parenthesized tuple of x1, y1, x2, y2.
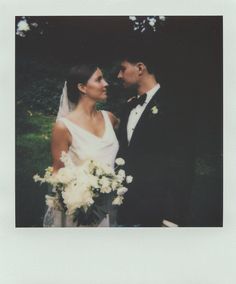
(77, 83, 86, 95)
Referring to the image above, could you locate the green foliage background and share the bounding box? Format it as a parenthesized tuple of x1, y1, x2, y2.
(15, 57, 125, 226)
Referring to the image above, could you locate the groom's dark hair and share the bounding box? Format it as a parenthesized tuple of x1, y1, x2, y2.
(67, 63, 98, 104)
(118, 41, 162, 78)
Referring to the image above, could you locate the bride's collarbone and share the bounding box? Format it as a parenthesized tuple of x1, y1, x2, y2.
(67, 114, 106, 138)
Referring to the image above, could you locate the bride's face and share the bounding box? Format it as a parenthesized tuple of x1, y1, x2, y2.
(83, 68, 108, 101)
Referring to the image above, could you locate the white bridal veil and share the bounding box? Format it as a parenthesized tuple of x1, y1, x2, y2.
(56, 81, 76, 120)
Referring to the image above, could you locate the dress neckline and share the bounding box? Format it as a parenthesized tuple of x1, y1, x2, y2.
(63, 110, 107, 140)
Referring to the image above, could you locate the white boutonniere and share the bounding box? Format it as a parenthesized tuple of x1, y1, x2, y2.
(151, 106, 159, 114)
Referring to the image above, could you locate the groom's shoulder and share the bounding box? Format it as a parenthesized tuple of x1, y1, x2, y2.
(116, 97, 134, 118)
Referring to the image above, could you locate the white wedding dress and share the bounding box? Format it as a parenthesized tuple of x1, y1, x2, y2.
(43, 110, 119, 227)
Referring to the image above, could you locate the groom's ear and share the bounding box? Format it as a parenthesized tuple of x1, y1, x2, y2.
(136, 62, 146, 75)
(77, 83, 86, 95)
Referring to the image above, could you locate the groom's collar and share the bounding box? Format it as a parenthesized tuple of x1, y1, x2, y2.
(138, 83, 160, 105)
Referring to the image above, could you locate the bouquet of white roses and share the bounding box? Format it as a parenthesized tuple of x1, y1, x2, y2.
(33, 152, 132, 226)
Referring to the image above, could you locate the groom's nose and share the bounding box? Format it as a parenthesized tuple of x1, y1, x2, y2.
(117, 71, 122, 79)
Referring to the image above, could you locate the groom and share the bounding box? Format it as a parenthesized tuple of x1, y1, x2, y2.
(116, 48, 189, 227)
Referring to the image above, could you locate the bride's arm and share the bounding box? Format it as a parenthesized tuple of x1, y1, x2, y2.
(107, 112, 120, 130)
(51, 121, 72, 173)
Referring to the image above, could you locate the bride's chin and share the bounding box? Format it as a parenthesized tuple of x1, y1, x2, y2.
(98, 94, 107, 101)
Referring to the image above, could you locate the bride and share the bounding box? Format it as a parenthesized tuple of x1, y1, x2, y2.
(44, 63, 119, 227)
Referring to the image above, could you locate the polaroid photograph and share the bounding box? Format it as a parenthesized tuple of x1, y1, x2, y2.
(1, 0, 236, 283)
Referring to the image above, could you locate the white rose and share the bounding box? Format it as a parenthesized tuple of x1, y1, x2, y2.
(88, 175, 99, 188)
(118, 169, 125, 176)
(99, 176, 112, 193)
(112, 196, 124, 206)
(101, 164, 115, 175)
(115, 158, 125, 166)
(99, 176, 110, 188)
(126, 175, 133, 184)
(95, 168, 103, 176)
(111, 180, 119, 190)
(100, 186, 112, 194)
(62, 184, 94, 215)
(56, 167, 75, 184)
(60, 151, 74, 168)
(117, 187, 128, 195)
(117, 169, 126, 182)
(46, 176, 57, 186)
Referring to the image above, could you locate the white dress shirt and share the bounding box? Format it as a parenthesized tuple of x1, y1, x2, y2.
(127, 84, 160, 143)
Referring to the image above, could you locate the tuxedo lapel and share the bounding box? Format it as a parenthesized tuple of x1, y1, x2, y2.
(119, 104, 132, 149)
(128, 89, 162, 147)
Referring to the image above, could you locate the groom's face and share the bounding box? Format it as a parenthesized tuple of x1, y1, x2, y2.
(117, 60, 139, 89)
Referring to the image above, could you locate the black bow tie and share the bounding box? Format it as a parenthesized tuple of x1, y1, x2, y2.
(128, 94, 147, 109)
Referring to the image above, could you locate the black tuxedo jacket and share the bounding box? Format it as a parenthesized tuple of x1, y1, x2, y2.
(117, 87, 192, 226)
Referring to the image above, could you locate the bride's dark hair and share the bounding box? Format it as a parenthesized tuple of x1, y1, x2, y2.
(66, 63, 98, 104)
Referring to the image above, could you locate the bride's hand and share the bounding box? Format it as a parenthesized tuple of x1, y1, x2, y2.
(107, 112, 120, 129)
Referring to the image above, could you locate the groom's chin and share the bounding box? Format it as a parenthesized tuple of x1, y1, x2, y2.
(123, 83, 137, 92)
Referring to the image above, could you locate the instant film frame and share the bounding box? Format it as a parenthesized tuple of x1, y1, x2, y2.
(1, 0, 235, 283)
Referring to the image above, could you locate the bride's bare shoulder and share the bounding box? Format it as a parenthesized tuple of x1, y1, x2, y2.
(52, 120, 70, 135)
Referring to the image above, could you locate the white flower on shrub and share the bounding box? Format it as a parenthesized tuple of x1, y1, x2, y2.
(128, 16, 166, 32)
(17, 20, 30, 32)
(159, 16, 166, 21)
(30, 22, 38, 28)
(148, 18, 156, 27)
(129, 16, 136, 21)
